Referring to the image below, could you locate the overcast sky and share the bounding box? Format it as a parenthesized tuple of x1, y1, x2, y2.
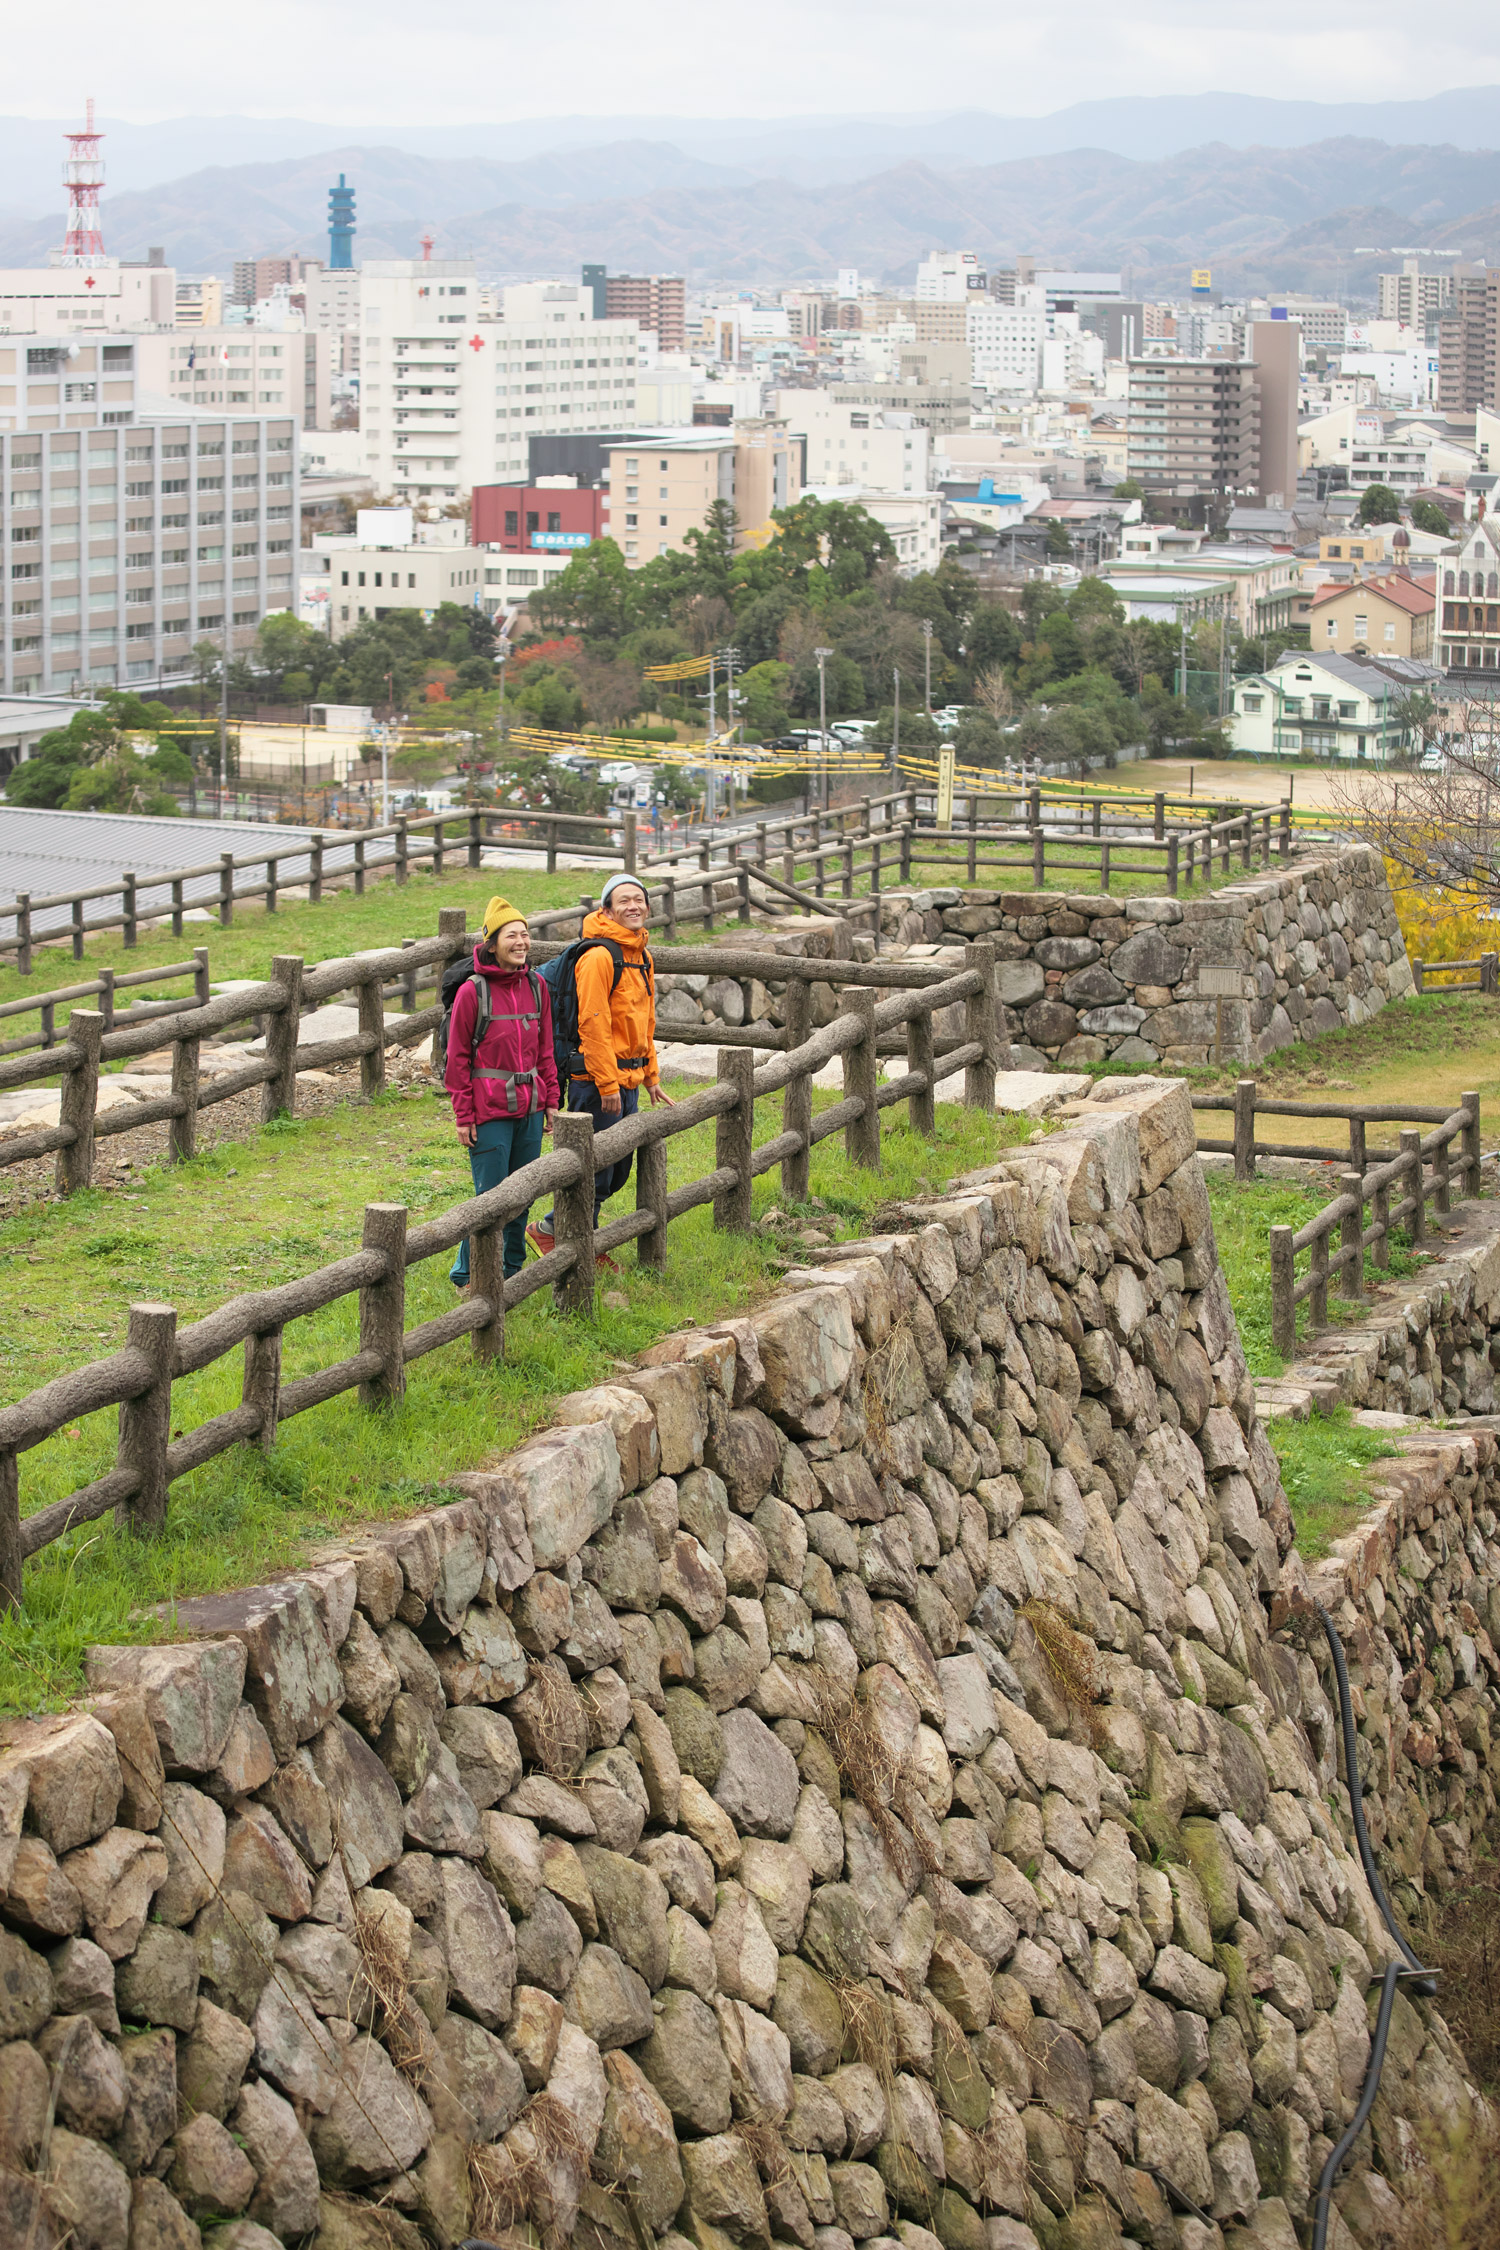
(10, 0, 1499, 120)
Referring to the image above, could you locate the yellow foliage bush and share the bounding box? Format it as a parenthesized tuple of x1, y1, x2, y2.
(1385, 858, 1499, 967)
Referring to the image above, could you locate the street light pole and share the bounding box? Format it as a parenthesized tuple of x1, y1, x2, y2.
(814, 646, 832, 811)
(922, 617, 933, 715)
(892, 666, 900, 780)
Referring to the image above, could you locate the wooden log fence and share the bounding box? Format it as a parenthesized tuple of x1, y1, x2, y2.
(1188, 1078, 1483, 1356)
(1411, 953, 1500, 995)
(1, 784, 1302, 971)
(0, 938, 1006, 1608)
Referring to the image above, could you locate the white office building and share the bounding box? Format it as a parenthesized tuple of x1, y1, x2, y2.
(0, 335, 296, 698)
(915, 252, 987, 303)
(133, 327, 335, 430)
(769, 390, 929, 492)
(967, 295, 1049, 389)
(0, 262, 176, 336)
(359, 261, 641, 502)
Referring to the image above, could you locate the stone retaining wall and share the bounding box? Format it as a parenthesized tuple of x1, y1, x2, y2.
(654, 848, 1414, 1075)
(0, 1077, 1483, 2250)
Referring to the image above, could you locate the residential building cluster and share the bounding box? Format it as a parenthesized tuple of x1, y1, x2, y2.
(4, 108, 1500, 743)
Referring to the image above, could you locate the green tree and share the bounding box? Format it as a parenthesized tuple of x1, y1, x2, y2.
(1045, 518, 1073, 557)
(532, 537, 638, 643)
(1356, 483, 1403, 526)
(1112, 478, 1145, 500)
(1408, 498, 1453, 538)
(736, 660, 793, 739)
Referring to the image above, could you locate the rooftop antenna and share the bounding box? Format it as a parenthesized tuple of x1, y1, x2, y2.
(61, 96, 106, 266)
(420, 228, 435, 263)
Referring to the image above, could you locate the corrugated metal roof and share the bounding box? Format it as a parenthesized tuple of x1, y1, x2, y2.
(0, 807, 335, 943)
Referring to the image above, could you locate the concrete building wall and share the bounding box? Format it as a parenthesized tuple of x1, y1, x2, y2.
(312, 538, 487, 639)
(1247, 319, 1299, 507)
(0, 265, 175, 335)
(134, 328, 333, 426)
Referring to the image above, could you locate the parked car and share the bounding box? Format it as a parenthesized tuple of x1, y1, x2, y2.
(1419, 746, 1446, 772)
(831, 720, 876, 743)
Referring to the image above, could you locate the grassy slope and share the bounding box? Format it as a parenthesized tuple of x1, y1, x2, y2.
(0, 1069, 1025, 1713)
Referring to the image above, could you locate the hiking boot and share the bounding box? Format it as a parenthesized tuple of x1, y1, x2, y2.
(526, 1223, 555, 1258)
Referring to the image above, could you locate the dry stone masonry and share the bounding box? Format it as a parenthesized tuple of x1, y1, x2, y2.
(0, 1076, 1485, 2250)
(656, 848, 1414, 1074)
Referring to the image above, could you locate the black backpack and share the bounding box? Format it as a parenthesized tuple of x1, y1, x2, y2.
(436, 952, 542, 1081)
(538, 936, 652, 1082)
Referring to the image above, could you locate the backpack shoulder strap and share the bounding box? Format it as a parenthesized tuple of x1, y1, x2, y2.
(469, 971, 490, 1061)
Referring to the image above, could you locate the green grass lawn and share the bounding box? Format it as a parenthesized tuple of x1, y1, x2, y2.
(0, 1072, 1027, 1714)
(1263, 1411, 1399, 1563)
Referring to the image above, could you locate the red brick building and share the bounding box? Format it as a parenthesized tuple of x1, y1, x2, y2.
(471, 483, 604, 553)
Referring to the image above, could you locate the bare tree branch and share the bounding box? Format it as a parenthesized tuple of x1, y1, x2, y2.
(1326, 690, 1500, 909)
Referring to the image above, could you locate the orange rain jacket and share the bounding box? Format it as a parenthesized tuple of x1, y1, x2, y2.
(573, 907, 658, 1101)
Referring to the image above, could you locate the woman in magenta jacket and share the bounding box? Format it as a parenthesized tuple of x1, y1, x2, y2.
(445, 895, 559, 1289)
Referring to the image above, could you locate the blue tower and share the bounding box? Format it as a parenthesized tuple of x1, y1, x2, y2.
(328, 174, 356, 271)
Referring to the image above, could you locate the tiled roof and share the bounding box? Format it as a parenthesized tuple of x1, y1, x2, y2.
(1308, 573, 1434, 615)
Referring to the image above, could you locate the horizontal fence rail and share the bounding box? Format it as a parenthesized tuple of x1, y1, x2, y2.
(0, 935, 1007, 1608)
(1189, 1078, 1483, 1355)
(1411, 952, 1500, 995)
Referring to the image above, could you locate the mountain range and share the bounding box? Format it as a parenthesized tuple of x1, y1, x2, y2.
(3, 132, 1498, 298)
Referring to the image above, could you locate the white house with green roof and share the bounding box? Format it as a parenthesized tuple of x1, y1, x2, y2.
(1229, 650, 1442, 762)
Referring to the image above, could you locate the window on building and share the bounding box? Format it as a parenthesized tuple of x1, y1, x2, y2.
(504, 509, 518, 535)
(1242, 694, 1263, 712)
(526, 512, 538, 534)
(547, 511, 561, 533)
(1326, 621, 1338, 639)
(1353, 617, 1368, 638)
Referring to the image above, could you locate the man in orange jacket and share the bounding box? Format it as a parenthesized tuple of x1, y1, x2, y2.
(528, 873, 673, 1263)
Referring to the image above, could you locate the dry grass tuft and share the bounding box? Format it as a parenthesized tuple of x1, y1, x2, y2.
(468, 2140, 529, 2239)
(524, 1659, 587, 1781)
(1020, 1597, 1102, 1734)
(732, 2116, 795, 2192)
(1415, 1859, 1500, 2092)
(812, 1671, 945, 1880)
(469, 2093, 591, 2250)
(352, 1900, 435, 2087)
(1395, 2107, 1500, 2249)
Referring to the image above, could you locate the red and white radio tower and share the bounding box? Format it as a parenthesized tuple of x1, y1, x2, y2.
(60, 97, 106, 265)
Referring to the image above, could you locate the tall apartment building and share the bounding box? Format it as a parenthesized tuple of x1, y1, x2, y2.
(1126, 358, 1259, 493)
(133, 328, 334, 430)
(601, 274, 686, 353)
(231, 254, 321, 308)
(1437, 271, 1500, 412)
(0, 337, 295, 698)
(0, 263, 175, 334)
(600, 424, 799, 566)
(1246, 321, 1299, 508)
(967, 295, 1048, 389)
(175, 278, 224, 327)
(1379, 260, 1454, 327)
(359, 263, 640, 503)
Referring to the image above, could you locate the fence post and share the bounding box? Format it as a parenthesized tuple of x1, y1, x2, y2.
(1337, 1172, 1364, 1300)
(1484, 954, 1499, 997)
(1032, 828, 1044, 888)
(963, 939, 998, 1113)
(907, 1000, 937, 1136)
(756, 821, 768, 868)
(1166, 834, 1179, 896)
(114, 1303, 177, 1539)
(1270, 1227, 1296, 1357)
(219, 853, 234, 927)
(636, 1135, 668, 1271)
(1412, 957, 1425, 994)
(358, 967, 386, 1099)
(432, 817, 445, 881)
(900, 825, 912, 883)
(193, 946, 211, 1007)
(840, 987, 881, 1169)
(467, 811, 483, 871)
(547, 820, 558, 876)
(264, 854, 278, 916)
(263, 956, 305, 1121)
(358, 1205, 407, 1406)
(737, 864, 752, 926)
(1279, 801, 1291, 860)
(469, 1213, 505, 1364)
(664, 875, 678, 943)
(1233, 1079, 1256, 1181)
(170, 1031, 199, 1164)
(1240, 812, 1252, 871)
(14, 894, 30, 978)
(1348, 1115, 1366, 1175)
(714, 1048, 756, 1228)
(401, 938, 418, 1013)
(310, 834, 325, 904)
(1370, 1160, 1391, 1269)
(0, 1451, 18, 1613)
(395, 817, 409, 886)
(1435, 1123, 1452, 1217)
(354, 837, 366, 896)
(98, 966, 116, 1035)
(1153, 792, 1165, 841)
(782, 975, 812, 1204)
(623, 810, 637, 876)
(122, 873, 137, 950)
(1463, 1091, 1482, 1197)
(1309, 1228, 1329, 1331)
(551, 1112, 597, 1314)
(170, 876, 185, 938)
(70, 895, 84, 961)
(1401, 1128, 1426, 1244)
(243, 1326, 282, 1452)
(56, 1008, 102, 1196)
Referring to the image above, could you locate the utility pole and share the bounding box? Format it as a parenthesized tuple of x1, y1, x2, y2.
(814, 647, 832, 811)
(706, 651, 716, 827)
(891, 666, 900, 780)
(921, 617, 933, 714)
(1179, 611, 1189, 707)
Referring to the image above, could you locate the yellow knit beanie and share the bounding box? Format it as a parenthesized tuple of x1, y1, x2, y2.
(482, 895, 528, 937)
